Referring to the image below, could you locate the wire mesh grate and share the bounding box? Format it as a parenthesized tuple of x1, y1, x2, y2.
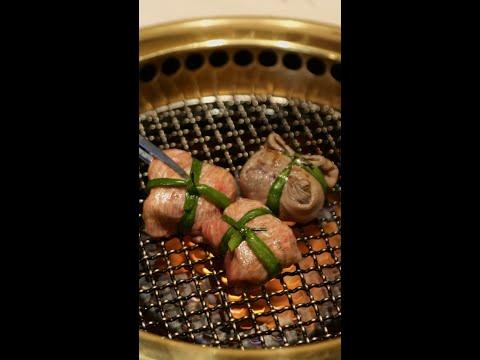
(139, 94, 341, 349)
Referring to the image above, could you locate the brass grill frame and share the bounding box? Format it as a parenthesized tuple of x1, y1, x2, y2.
(139, 17, 341, 360)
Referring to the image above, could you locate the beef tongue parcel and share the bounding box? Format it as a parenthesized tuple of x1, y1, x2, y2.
(239, 133, 339, 223)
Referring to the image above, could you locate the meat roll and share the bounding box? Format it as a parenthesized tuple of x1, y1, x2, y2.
(239, 133, 339, 223)
(143, 149, 238, 238)
(202, 198, 302, 287)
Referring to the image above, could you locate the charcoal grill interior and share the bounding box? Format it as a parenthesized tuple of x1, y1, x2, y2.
(139, 18, 341, 358)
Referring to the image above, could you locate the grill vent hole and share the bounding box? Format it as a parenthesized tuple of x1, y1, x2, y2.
(307, 57, 326, 75)
(331, 63, 341, 82)
(161, 57, 181, 76)
(282, 53, 302, 70)
(258, 50, 278, 67)
(185, 53, 205, 71)
(209, 50, 229, 67)
(234, 50, 254, 66)
(139, 64, 157, 82)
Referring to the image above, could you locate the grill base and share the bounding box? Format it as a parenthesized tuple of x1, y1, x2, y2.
(139, 95, 341, 349)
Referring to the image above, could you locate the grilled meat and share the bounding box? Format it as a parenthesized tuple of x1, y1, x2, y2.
(143, 149, 238, 238)
(202, 198, 302, 288)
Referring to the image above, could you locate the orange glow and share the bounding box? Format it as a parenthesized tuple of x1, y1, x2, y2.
(230, 304, 248, 319)
(303, 224, 321, 236)
(323, 221, 338, 234)
(252, 299, 269, 314)
(310, 238, 327, 251)
(329, 234, 341, 248)
(228, 294, 243, 302)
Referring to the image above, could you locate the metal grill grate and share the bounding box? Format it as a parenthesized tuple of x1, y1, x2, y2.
(139, 94, 341, 349)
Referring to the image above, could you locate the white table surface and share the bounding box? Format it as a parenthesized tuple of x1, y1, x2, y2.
(139, 0, 341, 28)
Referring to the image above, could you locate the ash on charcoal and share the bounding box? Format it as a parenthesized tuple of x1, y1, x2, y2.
(168, 318, 187, 333)
(334, 297, 341, 309)
(242, 336, 262, 348)
(263, 329, 284, 347)
(139, 276, 152, 292)
(159, 286, 176, 301)
(138, 276, 152, 290)
(215, 326, 231, 342)
(174, 273, 190, 281)
(334, 249, 341, 261)
(143, 242, 160, 257)
(319, 300, 339, 318)
(185, 296, 202, 313)
(139, 292, 152, 304)
(177, 280, 196, 297)
(318, 208, 333, 221)
(199, 277, 212, 291)
(163, 303, 181, 320)
(285, 328, 302, 345)
(194, 332, 215, 345)
(209, 309, 223, 325)
(332, 282, 341, 298)
(205, 293, 219, 307)
(190, 314, 208, 330)
(322, 267, 340, 282)
(154, 272, 171, 287)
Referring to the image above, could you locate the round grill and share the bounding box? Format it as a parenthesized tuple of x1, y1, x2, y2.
(139, 95, 341, 349)
(139, 18, 341, 357)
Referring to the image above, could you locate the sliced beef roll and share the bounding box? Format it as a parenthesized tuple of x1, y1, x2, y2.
(143, 149, 238, 238)
(202, 198, 302, 288)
